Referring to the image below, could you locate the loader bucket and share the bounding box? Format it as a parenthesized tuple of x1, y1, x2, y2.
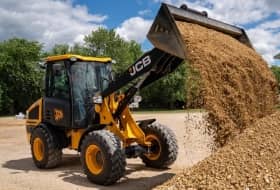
(147, 3, 253, 59)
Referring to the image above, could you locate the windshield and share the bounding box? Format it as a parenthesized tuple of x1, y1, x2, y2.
(70, 61, 110, 126)
(71, 61, 110, 95)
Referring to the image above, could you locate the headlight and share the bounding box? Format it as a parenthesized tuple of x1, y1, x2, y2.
(93, 95, 103, 104)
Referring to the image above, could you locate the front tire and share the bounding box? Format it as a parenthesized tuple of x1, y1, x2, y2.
(140, 123, 178, 168)
(80, 130, 126, 185)
(30, 126, 62, 169)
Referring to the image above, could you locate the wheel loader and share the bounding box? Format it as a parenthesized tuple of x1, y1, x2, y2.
(25, 3, 252, 185)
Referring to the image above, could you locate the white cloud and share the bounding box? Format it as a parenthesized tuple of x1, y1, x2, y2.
(71, 4, 107, 23)
(259, 20, 280, 31)
(0, 0, 107, 49)
(154, 0, 273, 25)
(116, 17, 152, 43)
(248, 28, 280, 63)
(138, 9, 152, 16)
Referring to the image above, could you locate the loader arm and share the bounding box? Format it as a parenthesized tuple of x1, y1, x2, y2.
(102, 48, 183, 118)
(102, 48, 182, 97)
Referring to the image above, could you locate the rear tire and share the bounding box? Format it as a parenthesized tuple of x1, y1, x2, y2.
(80, 130, 126, 185)
(140, 123, 178, 168)
(30, 126, 62, 169)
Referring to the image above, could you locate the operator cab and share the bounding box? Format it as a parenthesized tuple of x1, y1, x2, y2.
(43, 54, 112, 128)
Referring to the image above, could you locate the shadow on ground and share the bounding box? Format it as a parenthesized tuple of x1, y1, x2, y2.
(2, 154, 175, 190)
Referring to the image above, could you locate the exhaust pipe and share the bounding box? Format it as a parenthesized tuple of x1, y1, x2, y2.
(147, 3, 253, 59)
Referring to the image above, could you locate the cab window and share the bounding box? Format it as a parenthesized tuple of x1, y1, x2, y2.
(46, 61, 69, 99)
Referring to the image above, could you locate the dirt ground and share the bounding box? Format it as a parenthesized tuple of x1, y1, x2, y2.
(0, 112, 212, 190)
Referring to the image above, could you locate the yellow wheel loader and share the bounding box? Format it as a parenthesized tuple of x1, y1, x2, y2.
(25, 3, 252, 185)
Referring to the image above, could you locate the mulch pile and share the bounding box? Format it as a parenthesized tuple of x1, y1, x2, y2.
(154, 22, 280, 189)
(177, 22, 278, 146)
(156, 112, 280, 190)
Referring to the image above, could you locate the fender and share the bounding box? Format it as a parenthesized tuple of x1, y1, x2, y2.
(77, 124, 107, 151)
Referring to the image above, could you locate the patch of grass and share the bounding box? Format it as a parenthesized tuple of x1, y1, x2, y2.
(275, 105, 280, 110)
(0, 115, 14, 118)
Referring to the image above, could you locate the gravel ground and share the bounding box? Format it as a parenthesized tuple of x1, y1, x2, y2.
(0, 112, 212, 190)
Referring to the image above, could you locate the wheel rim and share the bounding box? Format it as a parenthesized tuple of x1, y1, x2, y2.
(33, 137, 44, 161)
(145, 134, 162, 160)
(85, 144, 104, 175)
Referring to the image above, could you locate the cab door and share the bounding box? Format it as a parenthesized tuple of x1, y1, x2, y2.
(43, 61, 71, 127)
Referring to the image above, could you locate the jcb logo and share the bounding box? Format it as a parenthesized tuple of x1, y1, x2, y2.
(129, 56, 151, 76)
(54, 109, 63, 121)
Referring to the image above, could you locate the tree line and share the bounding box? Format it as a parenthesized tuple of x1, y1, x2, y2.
(1, 28, 279, 115)
(0, 28, 190, 115)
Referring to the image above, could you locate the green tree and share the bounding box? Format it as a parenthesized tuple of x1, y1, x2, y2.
(70, 43, 87, 55)
(50, 44, 70, 55)
(84, 28, 142, 73)
(271, 65, 280, 92)
(140, 62, 204, 109)
(46, 28, 143, 73)
(140, 64, 187, 109)
(185, 63, 203, 108)
(0, 38, 43, 114)
(44, 43, 87, 57)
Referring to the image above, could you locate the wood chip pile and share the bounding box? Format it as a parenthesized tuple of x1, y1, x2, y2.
(177, 22, 278, 146)
(155, 22, 279, 190)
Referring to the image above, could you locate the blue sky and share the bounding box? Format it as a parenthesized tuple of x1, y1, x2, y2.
(73, 0, 157, 28)
(0, 0, 279, 64)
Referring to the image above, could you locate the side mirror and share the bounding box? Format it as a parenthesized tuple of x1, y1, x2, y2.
(38, 61, 46, 69)
(129, 96, 142, 109)
(133, 95, 142, 103)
